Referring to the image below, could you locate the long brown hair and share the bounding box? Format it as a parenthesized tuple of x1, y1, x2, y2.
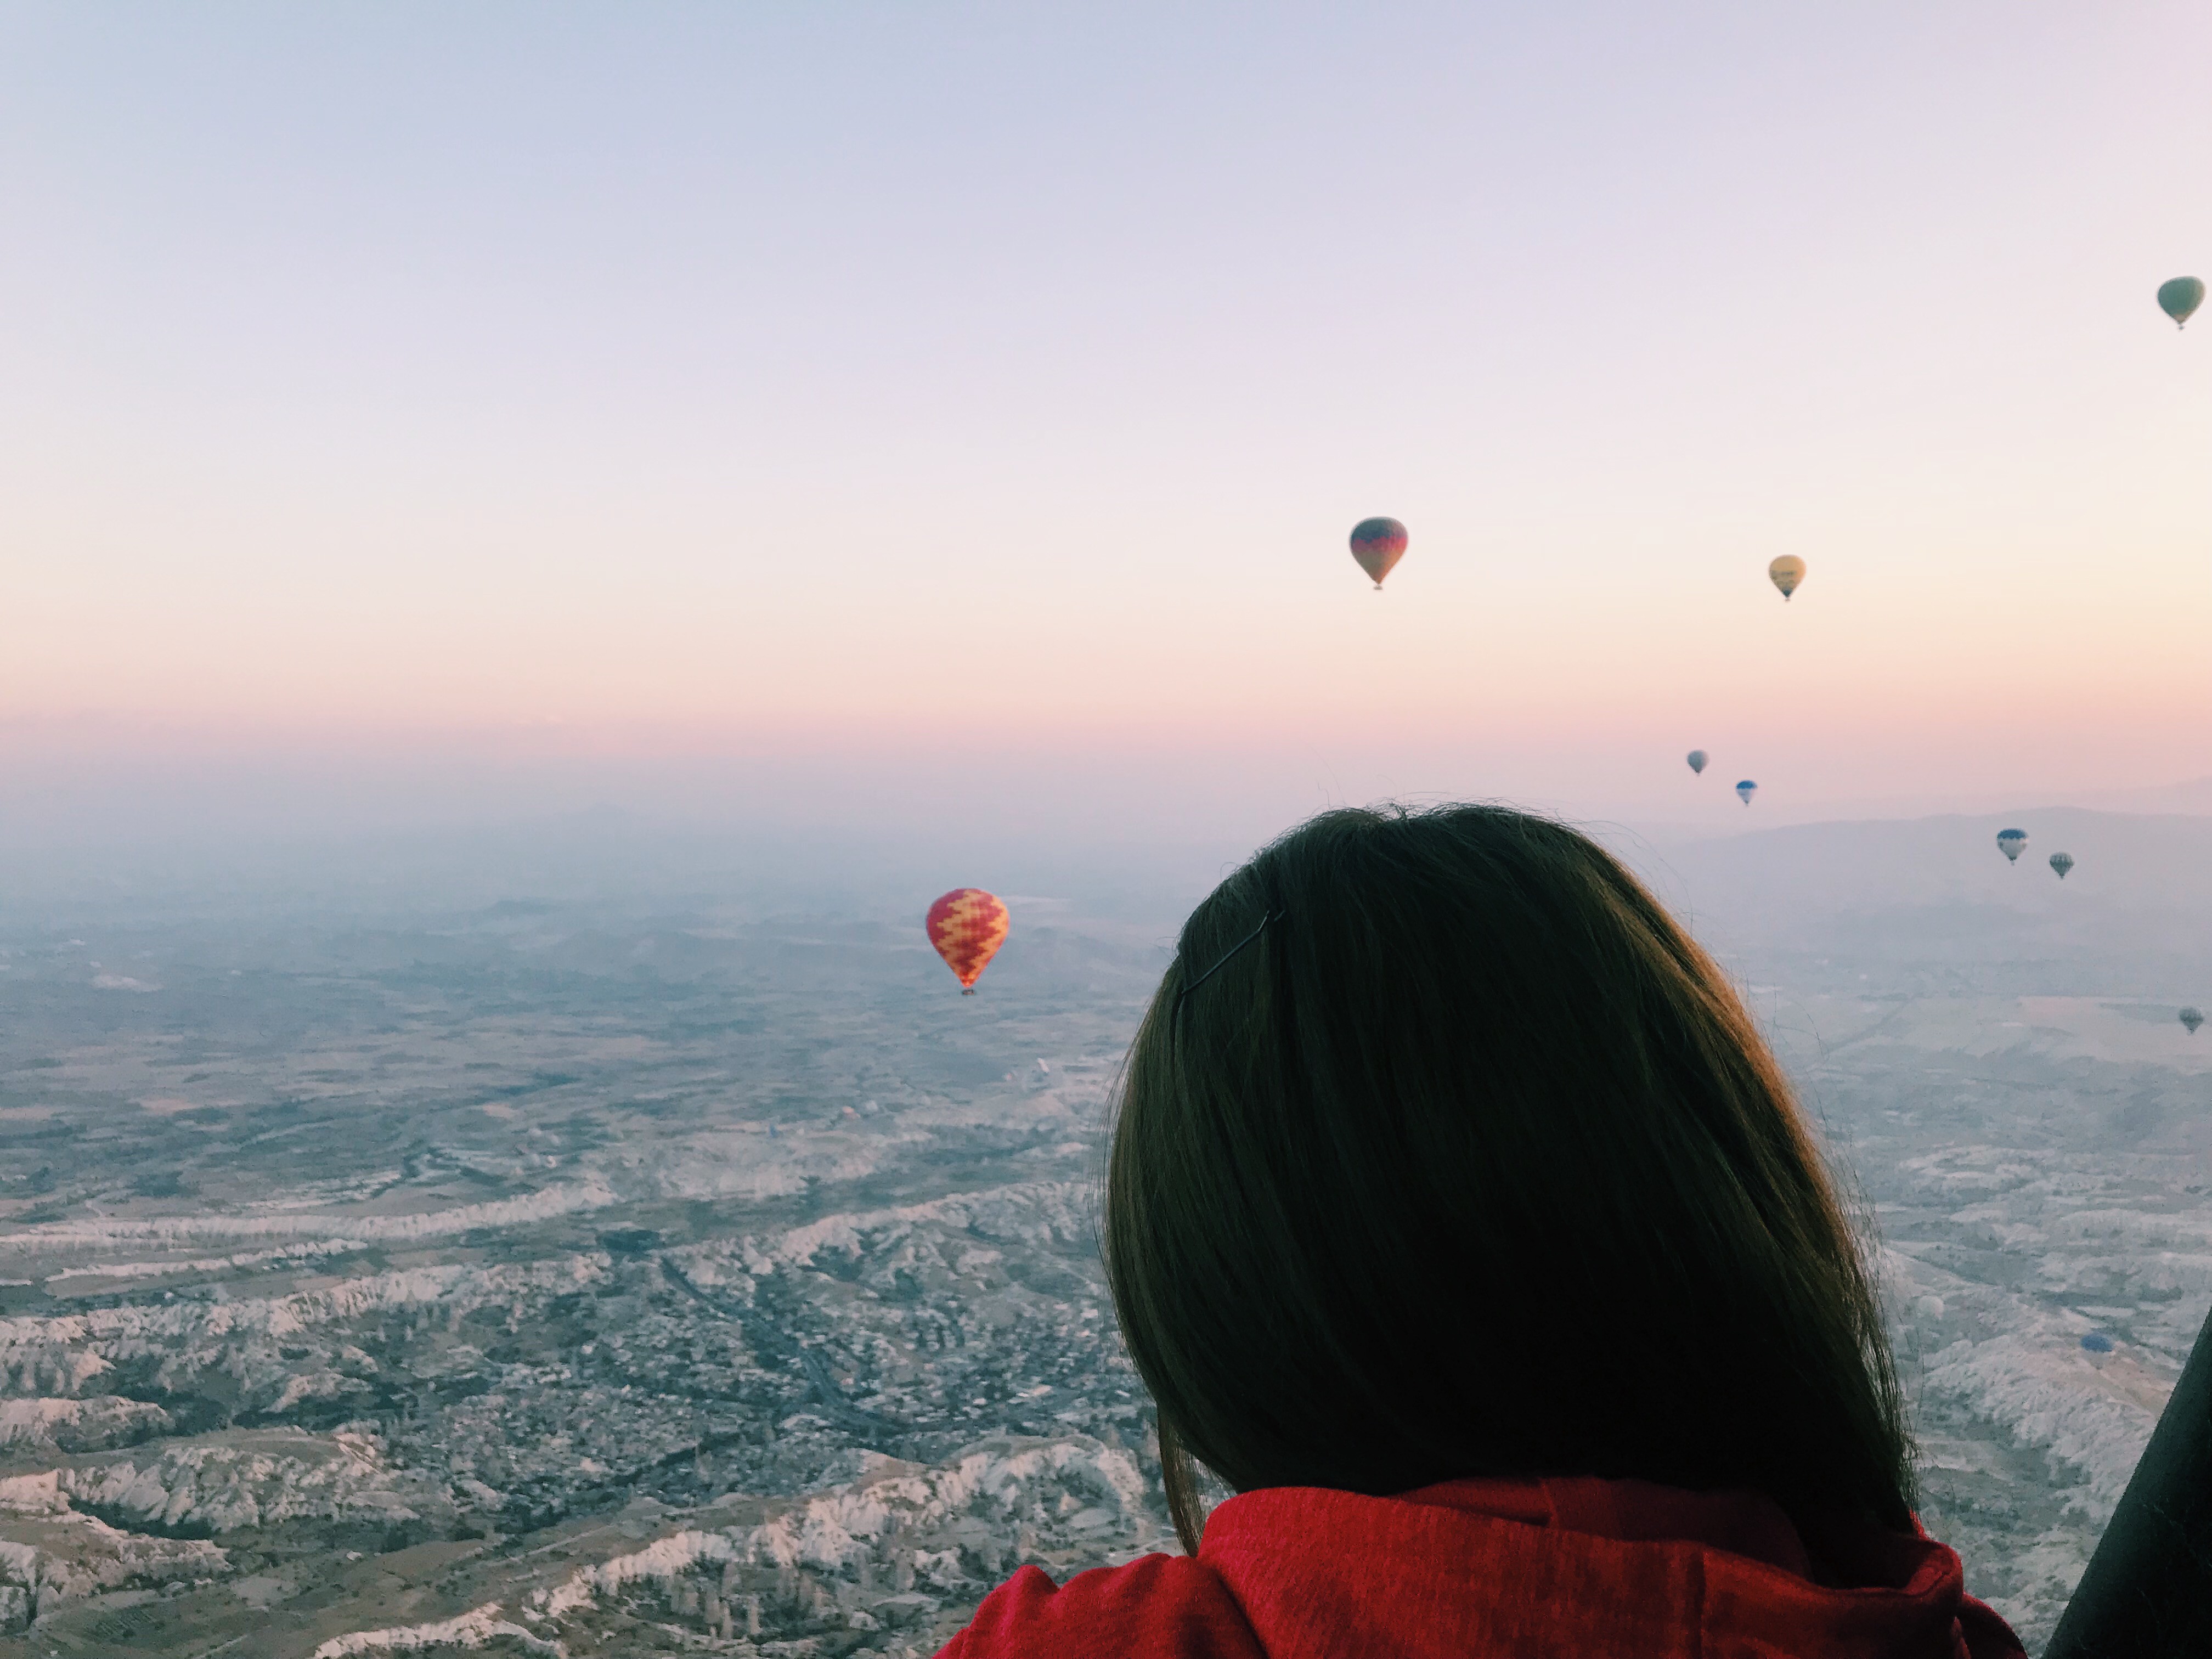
(1105, 804, 1912, 1554)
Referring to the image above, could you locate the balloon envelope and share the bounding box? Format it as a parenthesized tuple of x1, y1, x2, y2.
(1348, 518, 1408, 588)
(2158, 276, 2205, 328)
(1686, 749, 1708, 775)
(2080, 1332, 2114, 1354)
(1996, 828, 2028, 862)
(2182, 1007, 2204, 1036)
(1768, 556, 1805, 600)
(1735, 780, 1757, 804)
(2049, 851, 2075, 879)
(926, 888, 1009, 992)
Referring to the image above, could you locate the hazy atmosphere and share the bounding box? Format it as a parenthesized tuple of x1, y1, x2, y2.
(3, 4, 2209, 1655)
(8, 2, 2211, 841)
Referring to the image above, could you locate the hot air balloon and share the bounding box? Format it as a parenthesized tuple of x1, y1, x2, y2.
(2181, 1007, 2204, 1036)
(926, 888, 1009, 994)
(2158, 276, 2205, 329)
(2080, 1332, 2114, 1354)
(1768, 556, 1805, 601)
(1348, 518, 1407, 590)
(1735, 780, 1757, 805)
(1996, 828, 2028, 863)
(2050, 851, 2075, 879)
(1686, 749, 1708, 775)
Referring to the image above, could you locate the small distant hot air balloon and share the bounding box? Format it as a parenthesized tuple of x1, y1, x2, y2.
(2181, 1006, 2204, 1036)
(1686, 749, 1708, 775)
(2049, 851, 2075, 879)
(2080, 1332, 2114, 1354)
(926, 888, 1009, 994)
(1349, 518, 1408, 590)
(2158, 276, 2205, 329)
(1996, 828, 2028, 863)
(1768, 556, 1805, 601)
(1735, 779, 1757, 805)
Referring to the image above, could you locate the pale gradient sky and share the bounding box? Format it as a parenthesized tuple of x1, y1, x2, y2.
(4, 2, 2209, 844)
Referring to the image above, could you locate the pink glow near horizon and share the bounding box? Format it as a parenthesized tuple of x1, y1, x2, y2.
(4, 4, 2209, 834)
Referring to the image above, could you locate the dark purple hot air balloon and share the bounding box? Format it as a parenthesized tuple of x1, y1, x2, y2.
(1349, 518, 1408, 590)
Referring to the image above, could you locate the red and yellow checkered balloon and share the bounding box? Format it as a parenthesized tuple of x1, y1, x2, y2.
(926, 888, 1009, 993)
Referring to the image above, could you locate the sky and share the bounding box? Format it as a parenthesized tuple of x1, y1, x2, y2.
(4, 2, 2210, 853)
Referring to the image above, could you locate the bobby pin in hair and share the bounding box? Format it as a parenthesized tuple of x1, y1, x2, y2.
(1175, 912, 1282, 1009)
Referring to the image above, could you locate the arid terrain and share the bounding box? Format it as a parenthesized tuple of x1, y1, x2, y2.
(2, 811, 2209, 1655)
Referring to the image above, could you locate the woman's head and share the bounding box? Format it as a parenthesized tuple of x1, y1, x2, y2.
(1105, 804, 1911, 1550)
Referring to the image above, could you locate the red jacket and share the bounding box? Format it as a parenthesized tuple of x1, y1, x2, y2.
(937, 1476, 2025, 1658)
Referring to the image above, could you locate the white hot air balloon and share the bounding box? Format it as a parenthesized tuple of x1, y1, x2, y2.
(1996, 828, 2028, 863)
(1686, 750, 1708, 775)
(1735, 779, 1757, 805)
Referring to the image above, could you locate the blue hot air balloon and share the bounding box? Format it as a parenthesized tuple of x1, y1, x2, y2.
(1735, 780, 1757, 805)
(1686, 750, 1708, 775)
(2158, 276, 2204, 329)
(1996, 828, 2028, 863)
(2080, 1332, 2114, 1353)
